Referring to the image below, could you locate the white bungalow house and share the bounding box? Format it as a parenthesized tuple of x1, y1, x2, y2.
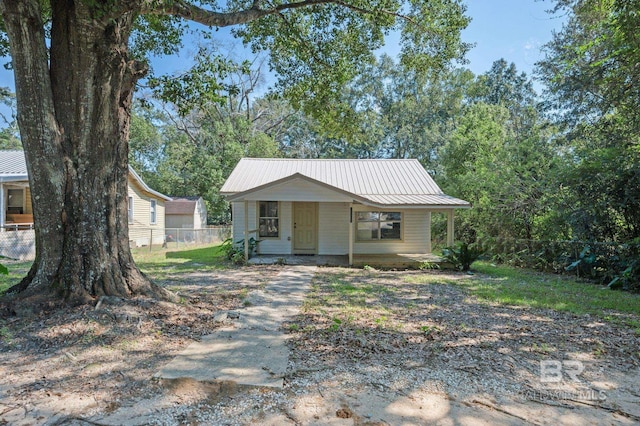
(0, 150, 169, 253)
(220, 158, 470, 265)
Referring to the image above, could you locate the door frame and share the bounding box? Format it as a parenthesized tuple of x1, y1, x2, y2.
(292, 201, 319, 255)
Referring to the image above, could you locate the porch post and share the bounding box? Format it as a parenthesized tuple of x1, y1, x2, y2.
(425, 211, 432, 253)
(446, 209, 455, 247)
(348, 204, 353, 266)
(244, 200, 249, 262)
(0, 183, 4, 232)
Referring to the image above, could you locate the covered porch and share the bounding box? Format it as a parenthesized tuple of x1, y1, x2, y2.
(247, 253, 447, 269)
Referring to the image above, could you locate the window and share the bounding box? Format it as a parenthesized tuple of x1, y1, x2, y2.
(150, 199, 157, 225)
(7, 188, 24, 214)
(356, 211, 402, 241)
(128, 196, 134, 224)
(259, 201, 279, 238)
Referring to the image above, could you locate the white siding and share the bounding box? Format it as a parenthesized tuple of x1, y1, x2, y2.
(232, 201, 251, 242)
(128, 179, 166, 246)
(232, 201, 293, 254)
(242, 178, 353, 202)
(318, 202, 349, 255)
(194, 198, 207, 229)
(258, 202, 292, 254)
(166, 214, 193, 229)
(232, 202, 431, 255)
(352, 208, 429, 254)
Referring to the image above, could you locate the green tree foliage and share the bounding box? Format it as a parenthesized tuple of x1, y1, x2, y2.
(130, 101, 280, 224)
(538, 0, 640, 242)
(0, 87, 20, 150)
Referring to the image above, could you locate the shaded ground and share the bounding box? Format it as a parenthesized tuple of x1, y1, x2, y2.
(1, 265, 639, 425)
(0, 266, 281, 425)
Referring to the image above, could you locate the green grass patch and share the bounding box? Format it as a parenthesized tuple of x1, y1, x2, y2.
(133, 243, 231, 278)
(0, 261, 32, 294)
(403, 261, 640, 325)
(461, 262, 640, 322)
(0, 245, 229, 293)
(325, 276, 395, 308)
(403, 274, 459, 285)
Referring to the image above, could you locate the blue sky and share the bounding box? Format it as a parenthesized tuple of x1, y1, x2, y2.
(0, 1, 565, 95)
(461, 0, 565, 78)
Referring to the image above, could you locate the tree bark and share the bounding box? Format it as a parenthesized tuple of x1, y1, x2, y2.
(1, 0, 172, 303)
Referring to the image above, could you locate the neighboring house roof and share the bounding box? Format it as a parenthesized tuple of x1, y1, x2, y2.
(0, 150, 170, 200)
(0, 150, 28, 182)
(166, 197, 200, 215)
(127, 168, 172, 201)
(221, 158, 470, 208)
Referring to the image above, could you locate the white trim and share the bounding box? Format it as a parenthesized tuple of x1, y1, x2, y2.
(0, 183, 4, 230)
(128, 167, 171, 201)
(447, 209, 455, 247)
(149, 198, 157, 225)
(257, 200, 281, 239)
(128, 196, 134, 224)
(348, 204, 353, 265)
(7, 187, 25, 213)
(426, 211, 432, 253)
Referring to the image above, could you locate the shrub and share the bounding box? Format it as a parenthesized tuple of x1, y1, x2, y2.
(442, 243, 483, 271)
(221, 237, 261, 265)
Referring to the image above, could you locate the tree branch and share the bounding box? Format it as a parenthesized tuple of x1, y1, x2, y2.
(141, 0, 412, 28)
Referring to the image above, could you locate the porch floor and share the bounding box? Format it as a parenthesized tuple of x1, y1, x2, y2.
(248, 253, 445, 269)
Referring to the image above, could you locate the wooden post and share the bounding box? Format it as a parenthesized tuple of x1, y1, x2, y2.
(0, 182, 4, 232)
(149, 229, 153, 251)
(244, 200, 249, 262)
(348, 204, 353, 266)
(426, 211, 432, 253)
(446, 209, 454, 247)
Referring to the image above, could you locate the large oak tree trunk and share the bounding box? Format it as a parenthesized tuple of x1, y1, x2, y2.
(1, 0, 172, 303)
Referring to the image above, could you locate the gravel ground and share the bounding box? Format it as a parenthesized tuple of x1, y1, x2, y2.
(1, 267, 639, 425)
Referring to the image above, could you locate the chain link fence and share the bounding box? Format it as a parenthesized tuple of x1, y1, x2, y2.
(129, 226, 231, 250)
(0, 225, 232, 261)
(0, 228, 36, 260)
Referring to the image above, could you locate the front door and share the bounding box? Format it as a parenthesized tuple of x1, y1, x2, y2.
(293, 202, 317, 254)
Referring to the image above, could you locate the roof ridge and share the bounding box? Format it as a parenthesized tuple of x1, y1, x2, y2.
(240, 158, 420, 161)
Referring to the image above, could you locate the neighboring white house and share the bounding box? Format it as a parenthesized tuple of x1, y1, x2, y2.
(0, 150, 33, 230)
(220, 158, 470, 264)
(0, 150, 169, 251)
(165, 196, 208, 229)
(127, 168, 171, 247)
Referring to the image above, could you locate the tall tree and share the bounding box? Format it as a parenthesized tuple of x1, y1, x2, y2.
(442, 60, 559, 243)
(538, 0, 640, 242)
(0, 0, 470, 302)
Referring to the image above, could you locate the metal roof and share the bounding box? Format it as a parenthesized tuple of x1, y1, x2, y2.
(221, 158, 470, 208)
(0, 150, 28, 178)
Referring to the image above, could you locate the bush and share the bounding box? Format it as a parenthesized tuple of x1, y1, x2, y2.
(442, 243, 483, 271)
(476, 238, 640, 292)
(221, 237, 261, 265)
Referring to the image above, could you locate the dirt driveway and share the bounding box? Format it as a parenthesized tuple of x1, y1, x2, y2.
(1, 267, 639, 425)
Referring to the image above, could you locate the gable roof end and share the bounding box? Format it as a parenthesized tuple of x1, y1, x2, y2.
(128, 167, 172, 201)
